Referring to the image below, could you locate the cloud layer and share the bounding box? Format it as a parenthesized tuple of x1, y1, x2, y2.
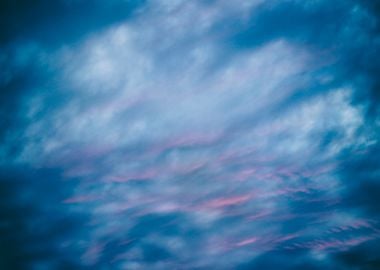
(1, 0, 379, 269)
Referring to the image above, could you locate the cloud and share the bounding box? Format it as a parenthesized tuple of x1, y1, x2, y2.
(0, 0, 379, 269)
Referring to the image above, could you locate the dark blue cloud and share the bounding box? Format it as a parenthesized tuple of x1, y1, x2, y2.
(0, 167, 89, 269)
(0, 0, 146, 46)
(230, 1, 349, 48)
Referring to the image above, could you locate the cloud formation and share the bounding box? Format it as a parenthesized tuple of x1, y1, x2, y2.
(0, 0, 379, 269)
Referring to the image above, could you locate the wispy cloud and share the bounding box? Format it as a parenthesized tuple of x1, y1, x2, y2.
(0, 0, 379, 269)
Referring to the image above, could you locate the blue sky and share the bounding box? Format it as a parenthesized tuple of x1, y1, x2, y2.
(0, 1, 380, 269)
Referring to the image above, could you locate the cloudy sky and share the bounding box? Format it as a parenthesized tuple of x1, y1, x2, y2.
(0, 0, 379, 269)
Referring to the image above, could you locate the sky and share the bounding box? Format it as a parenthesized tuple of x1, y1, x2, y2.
(0, 0, 380, 269)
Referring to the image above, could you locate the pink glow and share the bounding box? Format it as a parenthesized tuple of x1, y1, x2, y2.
(204, 194, 252, 208)
(236, 237, 259, 247)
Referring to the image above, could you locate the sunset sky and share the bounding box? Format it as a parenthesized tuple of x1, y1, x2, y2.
(1, 1, 380, 269)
